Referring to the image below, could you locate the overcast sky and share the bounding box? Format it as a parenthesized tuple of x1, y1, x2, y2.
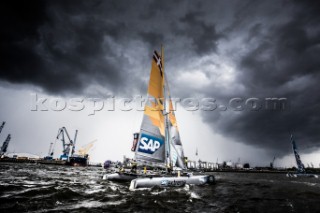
(1, 0, 320, 167)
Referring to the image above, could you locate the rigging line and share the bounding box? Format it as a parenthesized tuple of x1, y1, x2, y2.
(130, 104, 139, 134)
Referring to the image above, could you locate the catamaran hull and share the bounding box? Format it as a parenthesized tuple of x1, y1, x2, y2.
(129, 175, 215, 190)
(286, 173, 318, 178)
(103, 173, 138, 181)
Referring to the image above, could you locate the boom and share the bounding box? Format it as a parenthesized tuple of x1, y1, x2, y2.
(78, 139, 96, 156)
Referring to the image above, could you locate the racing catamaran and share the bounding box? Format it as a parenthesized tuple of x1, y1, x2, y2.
(104, 46, 215, 188)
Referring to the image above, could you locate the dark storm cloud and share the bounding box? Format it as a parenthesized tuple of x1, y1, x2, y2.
(0, 0, 133, 95)
(0, 0, 224, 95)
(179, 11, 222, 55)
(1, 0, 47, 86)
(201, 1, 320, 156)
(139, 32, 164, 49)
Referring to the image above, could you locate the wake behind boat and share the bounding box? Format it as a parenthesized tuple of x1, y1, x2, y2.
(104, 46, 215, 188)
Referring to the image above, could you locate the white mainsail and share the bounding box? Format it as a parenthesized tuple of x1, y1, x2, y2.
(166, 76, 185, 169)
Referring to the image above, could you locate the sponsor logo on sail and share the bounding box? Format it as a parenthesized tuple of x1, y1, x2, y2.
(138, 134, 163, 154)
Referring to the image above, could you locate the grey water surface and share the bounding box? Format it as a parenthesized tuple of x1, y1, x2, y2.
(1, 163, 320, 212)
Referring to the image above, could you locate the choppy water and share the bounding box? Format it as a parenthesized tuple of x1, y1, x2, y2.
(1, 163, 320, 212)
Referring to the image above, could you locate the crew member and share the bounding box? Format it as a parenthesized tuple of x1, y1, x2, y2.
(131, 160, 137, 173)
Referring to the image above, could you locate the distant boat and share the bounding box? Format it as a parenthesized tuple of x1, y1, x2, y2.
(104, 46, 215, 189)
(286, 135, 318, 178)
(67, 154, 88, 167)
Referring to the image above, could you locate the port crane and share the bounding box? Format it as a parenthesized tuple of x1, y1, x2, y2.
(55, 127, 78, 161)
(44, 142, 55, 160)
(48, 142, 54, 157)
(78, 139, 96, 157)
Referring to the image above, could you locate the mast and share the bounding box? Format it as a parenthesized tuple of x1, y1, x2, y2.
(1, 134, 11, 155)
(162, 45, 172, 170)
(0, 122, 5, 135)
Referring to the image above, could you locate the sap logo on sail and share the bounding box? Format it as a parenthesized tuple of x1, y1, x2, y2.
(138, 134, 163, 154)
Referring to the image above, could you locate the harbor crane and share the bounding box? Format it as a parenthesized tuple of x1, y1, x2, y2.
(78, 139, 96, 157)
(48, 142, 54, 157)
(44, 142, 55, 160)
(55, 127, 78, 160)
